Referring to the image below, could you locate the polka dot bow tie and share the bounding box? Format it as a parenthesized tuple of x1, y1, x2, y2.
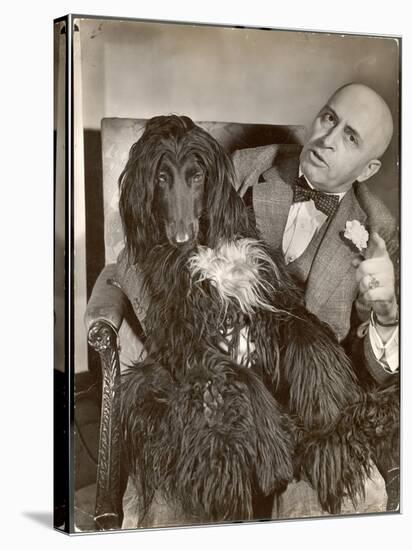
(293, 175, 340, 217)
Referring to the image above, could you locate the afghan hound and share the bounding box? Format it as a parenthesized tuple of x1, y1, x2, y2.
(116, 115, 399, 524)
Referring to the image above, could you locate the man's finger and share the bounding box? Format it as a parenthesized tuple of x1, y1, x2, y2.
(362, 287, 394, 303)
(365, 232, 387, 260)
(359, 273, 391, 294)
(355, 257, 393, 281)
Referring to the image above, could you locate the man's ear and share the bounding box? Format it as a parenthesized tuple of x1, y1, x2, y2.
(357, 159, 382, 182)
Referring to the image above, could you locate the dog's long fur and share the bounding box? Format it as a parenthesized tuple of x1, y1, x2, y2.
(118, 115, 398, 522)
(121, 353, 293, 522)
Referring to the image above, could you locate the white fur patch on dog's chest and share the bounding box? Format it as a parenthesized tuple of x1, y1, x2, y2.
(188, 238, 277, 315)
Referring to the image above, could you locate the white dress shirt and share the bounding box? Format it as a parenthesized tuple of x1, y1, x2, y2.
(369, 313, 399, 373)
(282, 169, 398, 373)
(282, 172, 345, 264)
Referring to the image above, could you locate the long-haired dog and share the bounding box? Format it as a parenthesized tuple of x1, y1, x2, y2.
(116, 115, 399, 524)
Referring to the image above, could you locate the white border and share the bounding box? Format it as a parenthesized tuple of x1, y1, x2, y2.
(2, 1, 410, 549)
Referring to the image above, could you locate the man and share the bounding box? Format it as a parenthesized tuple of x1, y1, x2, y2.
(232, 82, 399, 515)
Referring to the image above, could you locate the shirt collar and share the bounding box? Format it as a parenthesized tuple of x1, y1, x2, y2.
(299, 166, 346, 202)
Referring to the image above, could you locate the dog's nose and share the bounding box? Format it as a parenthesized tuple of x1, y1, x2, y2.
(175, 232, 190, 243)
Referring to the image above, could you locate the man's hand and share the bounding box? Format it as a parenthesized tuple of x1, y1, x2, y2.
(353, 232, 398, 323)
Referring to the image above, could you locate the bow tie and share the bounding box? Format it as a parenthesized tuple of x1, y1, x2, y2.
(293, 175, 340, 217)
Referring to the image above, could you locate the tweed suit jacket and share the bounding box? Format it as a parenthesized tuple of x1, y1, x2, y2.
(232, 144, 399, 385)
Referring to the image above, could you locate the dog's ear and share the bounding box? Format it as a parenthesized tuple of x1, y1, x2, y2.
(119, 140, 161, 264)
(204, 144, 257, 246)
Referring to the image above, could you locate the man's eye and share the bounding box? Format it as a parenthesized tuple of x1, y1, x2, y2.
(322, 112, 335, 125)
(348, 134, 357, 144)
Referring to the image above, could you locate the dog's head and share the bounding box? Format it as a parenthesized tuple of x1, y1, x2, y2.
(119, 115, 255, 263)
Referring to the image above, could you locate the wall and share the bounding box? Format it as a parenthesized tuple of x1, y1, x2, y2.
(79, 18, 399, 128)
(79, 17, 399, 214)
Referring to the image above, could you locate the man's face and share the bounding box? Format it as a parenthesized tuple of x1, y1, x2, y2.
(300, 86, 385, 193)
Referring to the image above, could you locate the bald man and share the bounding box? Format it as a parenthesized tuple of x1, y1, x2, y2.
(232, 83, 399, 516)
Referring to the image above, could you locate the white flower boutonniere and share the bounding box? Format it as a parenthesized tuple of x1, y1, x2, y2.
(343, 220, 369, 252)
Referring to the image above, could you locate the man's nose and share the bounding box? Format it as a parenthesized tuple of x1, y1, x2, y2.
(320, 126, 339, 150)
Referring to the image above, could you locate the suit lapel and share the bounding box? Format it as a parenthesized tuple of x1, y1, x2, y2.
(305, 187, 367, 315)
(252, 154, 299, 250)
(253, 178, 292, 250)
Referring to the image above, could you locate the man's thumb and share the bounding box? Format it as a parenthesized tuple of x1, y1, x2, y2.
(366, 231, 387, 259)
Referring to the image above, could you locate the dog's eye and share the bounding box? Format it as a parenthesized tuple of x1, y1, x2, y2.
(157, 172, 168, 185)
(192, 172, 204, 183)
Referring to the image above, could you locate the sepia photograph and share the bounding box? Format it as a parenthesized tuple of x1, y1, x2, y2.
(53, 13, 400, 534)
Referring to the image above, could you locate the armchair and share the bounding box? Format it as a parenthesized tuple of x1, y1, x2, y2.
(84, 118, 305, 530)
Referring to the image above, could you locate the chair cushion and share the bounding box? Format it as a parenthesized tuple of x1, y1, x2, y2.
(101, 118, 306, 264)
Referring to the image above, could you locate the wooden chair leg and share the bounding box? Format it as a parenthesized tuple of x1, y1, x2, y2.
(88, 320, 122, 530)
(385, 467, 400, 512)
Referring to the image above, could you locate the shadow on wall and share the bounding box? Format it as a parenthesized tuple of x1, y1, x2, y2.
(84, 129, 105, 298)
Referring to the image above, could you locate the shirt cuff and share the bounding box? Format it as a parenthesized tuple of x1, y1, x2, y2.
(369, 311, 399, 373)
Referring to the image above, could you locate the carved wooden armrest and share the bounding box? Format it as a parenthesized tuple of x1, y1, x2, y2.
(85, 263, 128, 335)
(85, 264, 129, 530)
(87, 320, 123, 530)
